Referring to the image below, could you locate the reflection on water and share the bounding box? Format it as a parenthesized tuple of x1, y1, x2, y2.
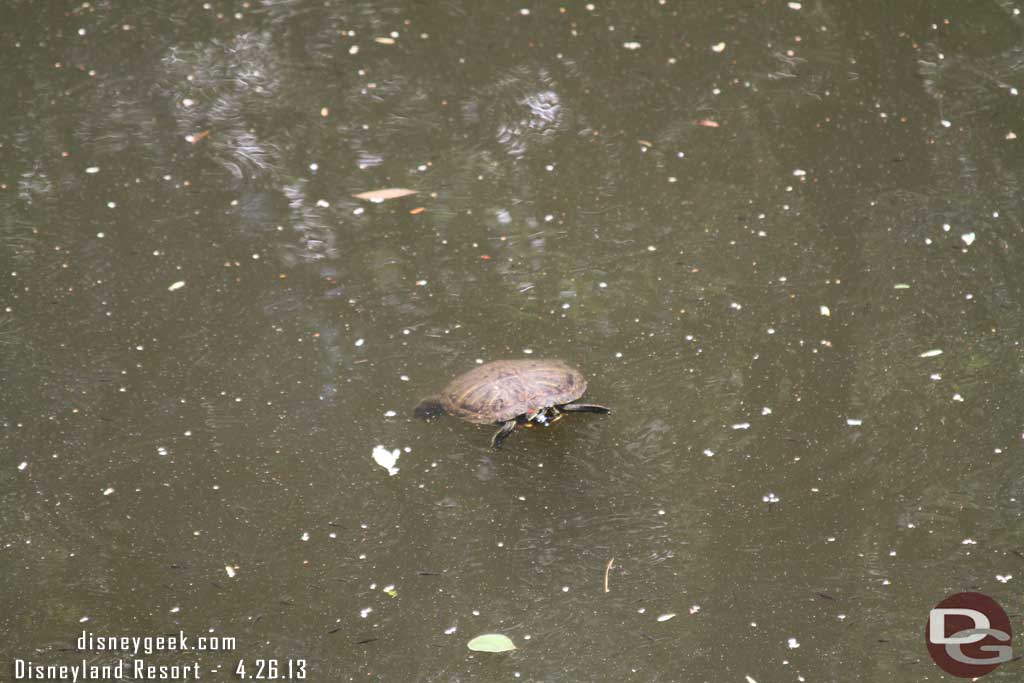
(3, 1, 1023, 680)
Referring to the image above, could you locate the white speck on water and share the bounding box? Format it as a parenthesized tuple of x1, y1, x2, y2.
(942, 223, 951, 232)
(372, 445, 401, 476)
(637, 607, 646, 614)
(962, 538, 977, 545)
(360, 607, 372, 618)
(170, 606, 180, 613)
(657, 613, 676, 622)
(711, 42, 726, 53)
(846, 418, 863, 426)
(767, 327, 775, 334)
(787, 1, 802, 8)
(952, 393, 964, 402)
(730, 302, 742, 310)
(647, 245, 657, 252)
(703, 448, 715, 457)
(545, 164, 555, 171)
(668, 176, 677, 183)
(400, 374, 410, 381)
(614, 352, 623, 358)
(384, 410, 397, 417)
(349, 45, 360, 55)
(623, 41, 642, 50)
(793, 168, 806, 176)
(658, 509, 666, 516)
(940, 119, 952, 128)
(168, 281, 185, 292)
(107, 201, 116, 209)
(355, 338, 365, 347)
(598, 282, 607, 288)
(309, 162, 318, 171)
(761, 407, 772, 415)
(746, 677, 759, 683)
(316, 199, 330, 208)
(732, 422, 750, 430)
(763, 492, 780, 503)
(80, 616, 90, 623)
(544, 214, 554, 222)
(961, 232, 976, 245)
(561, 303, 570, 310)
(930, 373, 941, 380)
(519, 7, 530, 15)
(300, 531, 310, 542)
(820, 305, 830, 317)
(102, 487, 115, 496)
(919, 349, 943, 358)
(523, 348, 534, 354)
(18, 461, 28, 471)
(562, 586, 570, 592)
(353, 207, 364, 215)
(86, 166, 100, 174)
(997, 574, 1013, 583)
(157, 446, 168, 455)
(225, 565, 236, 578)
(415, 279, 427, 286)
(444, 626, 457, 635)
(787, 637, 800, 649)
(96, 232, 105, 238)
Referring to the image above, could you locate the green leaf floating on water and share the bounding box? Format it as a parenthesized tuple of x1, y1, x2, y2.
(467, 633, 517, 652)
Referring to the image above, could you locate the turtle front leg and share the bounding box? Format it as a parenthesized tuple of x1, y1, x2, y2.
(491, 420, 518, 449)
(560, 403, 611, 414)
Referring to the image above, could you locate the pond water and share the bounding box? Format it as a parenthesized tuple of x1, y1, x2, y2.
(3, 1, 1023, 681)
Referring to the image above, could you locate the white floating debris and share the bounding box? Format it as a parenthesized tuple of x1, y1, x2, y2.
(893, 283, 910, 289)
(761, 406, 772, 415)
(711, 42, 726, 53)
(355, 338, 365, 347)
(846, 418, 863, 426)
(688, 604, 701, 614)
(519, 7, 530, 15)
(657, 613, 676, 622)
(793, 168, 806, 176)
(360, 607, 373, 618)
(787, 1, 802, 8)
(996, 574, 1013, 583)
(961, 232, 976, 245)
(182, 98, 195, 108)
(746, 677, 759, 683)
(730, 302, 742, 310)
(444, 626, 457, 635)
(372, 445, 401, 476)
(18, 461, 28, 471)
(732, 422, 750, 430)
(820, 305, 830, 317)
(703, 448, 715, 457)
(349, 45, 360, 55)
(940, 119, 952, 128)
(787, 637, 800, 649)
(962, 538, 977, 545)
(374, 37, 396, 45)
(623, 41, 642, 50)
(86, 166, 100, 174)
(918, 349, 943, 358)
(225, 565, 237, 578)
(168, 280, 185, 292)
(384, 410, 397, 417)
(102, 487, 115, 496)
(952, 393, 964, 402)
(300, 531, 310, 542)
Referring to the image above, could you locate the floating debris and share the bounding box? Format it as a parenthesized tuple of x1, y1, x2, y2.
(168, 281, 185, 292)
(961, 232, 976, 245)
(846, 418, 863, 426)
(353, 188, 417, 202)
(374, 37, 396, 45)
(919, 349, 943, 358)
(467, 634, 516, 652)
(657, 613, 677, 622)
(372, 445, 400, 476)
(711, 42, 726, 53)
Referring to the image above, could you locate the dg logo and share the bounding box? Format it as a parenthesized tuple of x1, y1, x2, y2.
(926, 592, 1013, 678)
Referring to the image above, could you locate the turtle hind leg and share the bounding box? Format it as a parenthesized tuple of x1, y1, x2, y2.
(414, 397, 446, 420)
(561, 403, 611, 414)
(491, 420, 518, 449)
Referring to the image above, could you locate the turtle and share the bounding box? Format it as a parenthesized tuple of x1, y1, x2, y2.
(414, 359, 610, 449)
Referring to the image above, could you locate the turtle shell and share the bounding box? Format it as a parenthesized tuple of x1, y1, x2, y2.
(439, 359, 588, 424)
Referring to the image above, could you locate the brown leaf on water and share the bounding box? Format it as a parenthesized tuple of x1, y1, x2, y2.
(409, 207, 426, 215)
(353, 188, 418, 201)
(189, 130, 210, 144)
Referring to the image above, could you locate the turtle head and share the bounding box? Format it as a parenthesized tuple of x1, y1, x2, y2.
(414, 397, 446, 420)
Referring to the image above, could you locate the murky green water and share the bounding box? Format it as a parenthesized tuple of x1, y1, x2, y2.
(3, 1, 1024, 681)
